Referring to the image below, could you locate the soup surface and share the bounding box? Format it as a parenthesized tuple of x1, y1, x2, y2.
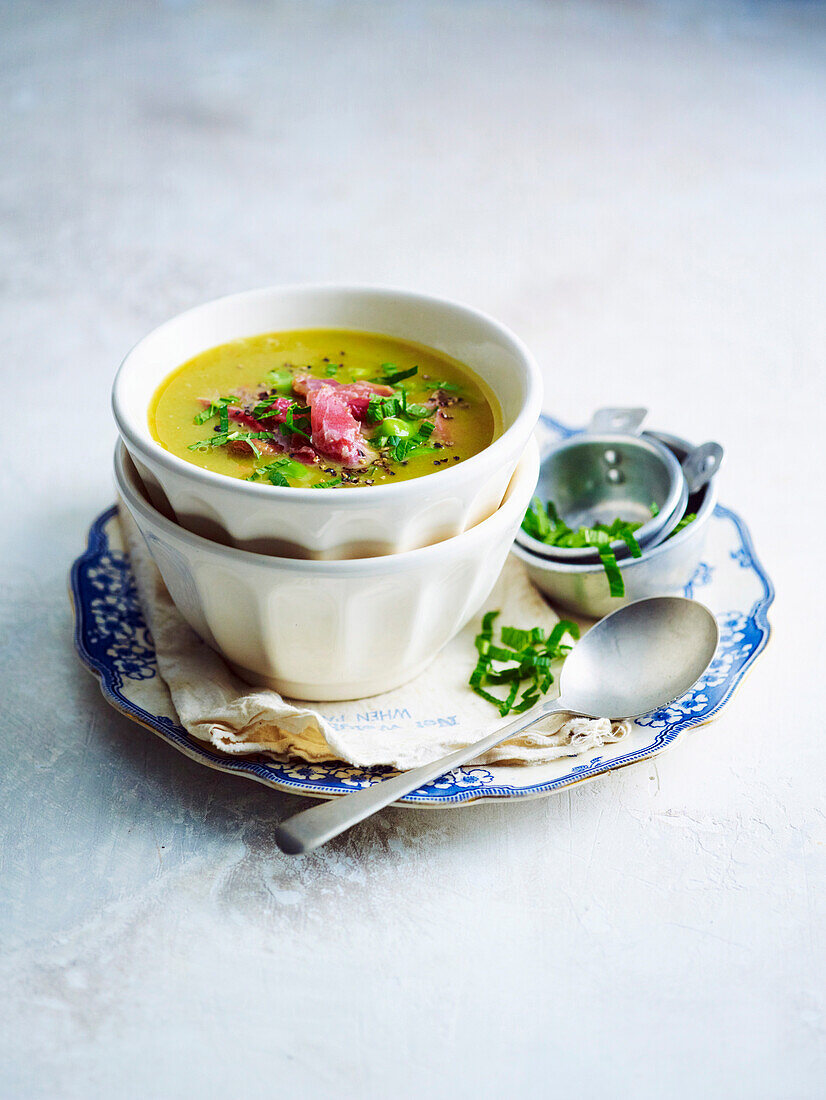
(149, 329, 498, 488)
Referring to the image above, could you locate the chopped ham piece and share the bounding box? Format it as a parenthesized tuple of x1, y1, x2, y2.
(254, 396, 293, 423)
(292, 375, 333, 397)
(334, 383, 391, 420)
(228, 439, 280, 457)
(224, 407, 281, 455)
(199, 375, 389, 468)
(253, 400, 319, 464)
(223, 405, 317, 464)
(227, 407, 273, 434)
(290, 443, 321, 466)
(293, 375, 394, 419)
(432, 409, 453, 446)
(307, 386, 374, 467)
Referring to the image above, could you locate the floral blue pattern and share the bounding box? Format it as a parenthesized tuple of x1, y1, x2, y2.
(71, 415, 774, 806)
(730, 547, 753, 569)
(684, 560, 714, 598)
(418, 767, 495, 792)
(570, 756, 604, 774)
(635, 608, 755, 730)
(72, 521, 158, 686)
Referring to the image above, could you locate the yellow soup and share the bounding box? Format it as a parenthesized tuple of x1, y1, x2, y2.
(149, 329, 499, 488)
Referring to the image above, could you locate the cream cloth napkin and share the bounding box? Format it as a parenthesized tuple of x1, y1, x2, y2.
(118, 505, 629, 770)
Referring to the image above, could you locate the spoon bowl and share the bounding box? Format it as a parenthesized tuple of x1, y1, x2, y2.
(555, 596, 719, 718)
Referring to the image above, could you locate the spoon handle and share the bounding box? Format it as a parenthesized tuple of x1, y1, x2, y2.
(274, 700, 567, 855)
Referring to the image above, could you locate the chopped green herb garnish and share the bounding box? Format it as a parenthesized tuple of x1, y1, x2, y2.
(613, 524, 643, 559)
(372, 364, 418, 385)
(366, 395, 401, 423)
(245, 455, 313, 487)
(522, 498, 650, 598)
(387, 418, 435, 461)
(188, 430, 274, 453)
(522, 497, 552, 541)
(313, 477, 343, 488)
(435, 380, 460, 393)
(598, 544, 625, 598)
(469, 614, 579, 716)
(283, 402, 311, 440)
(366, 390, 435, 426)
(193, 405, 216, 425)
(384, 436, 408, 460)
(264, 368, 293, 394)
(394, 384, 432, 419)
(476, 610, 499, 648)
(193, 395, 237, 426)
(668, 512, 696, 538)
(545, 621, 576, 652)
(324, 363, 339, 377)
(249, 393, 290, 420)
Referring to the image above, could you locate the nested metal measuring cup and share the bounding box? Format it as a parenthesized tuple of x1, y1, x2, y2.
(516, 408, 722, 564)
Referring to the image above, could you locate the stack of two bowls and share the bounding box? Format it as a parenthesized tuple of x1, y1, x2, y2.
(113, 286, 543, 701)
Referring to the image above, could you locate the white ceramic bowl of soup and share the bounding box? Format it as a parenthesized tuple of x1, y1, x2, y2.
(115, 437, 540, 701)
(112, 284, 542, 559)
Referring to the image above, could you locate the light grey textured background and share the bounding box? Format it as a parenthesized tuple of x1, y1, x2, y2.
(1, 2, 823, 1098)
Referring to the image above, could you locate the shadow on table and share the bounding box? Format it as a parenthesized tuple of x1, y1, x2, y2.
(74, 663, 561, 865)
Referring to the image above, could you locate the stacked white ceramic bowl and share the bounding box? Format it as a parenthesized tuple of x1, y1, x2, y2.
(112, 285, 543, 700)
(114, 285, 542, 560)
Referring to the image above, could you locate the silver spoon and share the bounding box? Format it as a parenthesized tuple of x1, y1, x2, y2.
(274, 596, 719, 855)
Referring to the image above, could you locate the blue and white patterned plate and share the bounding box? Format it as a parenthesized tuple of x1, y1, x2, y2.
(70, 416, 774, 806)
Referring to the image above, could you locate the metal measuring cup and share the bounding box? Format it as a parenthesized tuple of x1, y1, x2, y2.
(516, 408, 723, 563)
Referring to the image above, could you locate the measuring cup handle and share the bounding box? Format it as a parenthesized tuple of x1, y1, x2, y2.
(682, 442, 724, 494)
(588, 407, 648, 435)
